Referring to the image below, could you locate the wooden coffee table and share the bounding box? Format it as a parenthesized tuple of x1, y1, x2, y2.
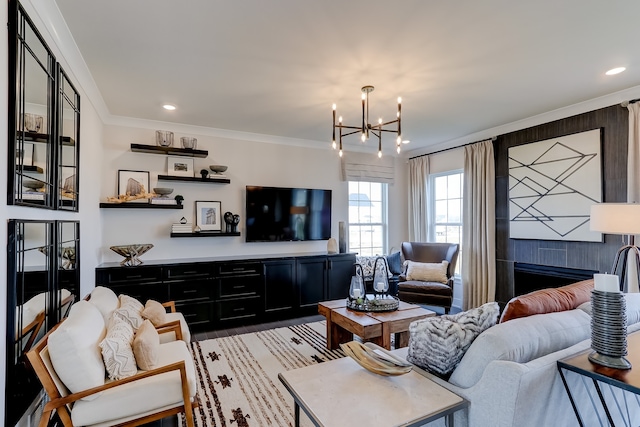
(318, 299, 435, 350)
(279, 354, 468, 427)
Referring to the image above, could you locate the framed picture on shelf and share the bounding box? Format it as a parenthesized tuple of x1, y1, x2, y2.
(117, 170, 150, 201)
(195, 201, 222, 231)
(167, 156, 194, 177)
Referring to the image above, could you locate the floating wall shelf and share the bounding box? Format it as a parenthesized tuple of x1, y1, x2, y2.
(170, 231, 241, 238)
(21, 131, 75, 146)
(130, 143, 208, 158)
(99, 202, 184, 209)
(157, 174, 230, 184)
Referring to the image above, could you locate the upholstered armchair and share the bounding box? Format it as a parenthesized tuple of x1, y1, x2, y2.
(397, 242, 459, 313)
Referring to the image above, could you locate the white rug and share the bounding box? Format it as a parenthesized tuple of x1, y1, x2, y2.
(179, 321, 345, 427)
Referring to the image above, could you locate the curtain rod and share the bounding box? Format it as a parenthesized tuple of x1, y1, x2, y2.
(408, 136, 497, 160)
(621, 98, 640, 107)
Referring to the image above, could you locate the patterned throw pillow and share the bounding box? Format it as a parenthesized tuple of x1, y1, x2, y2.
(404, 260, 449, 283)
(356, 256, 392, 279)
(406, 302, 500, 377)
(99, 316, 137, 380)
(112, 294, 144, 330)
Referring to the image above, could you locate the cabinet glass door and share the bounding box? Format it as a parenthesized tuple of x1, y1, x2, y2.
(57, 68, 80, 211)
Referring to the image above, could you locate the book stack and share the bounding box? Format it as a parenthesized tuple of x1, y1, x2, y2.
(150, 197, 177, 205)
(21, 192, 45, 200)
(171, 222, 193, 234)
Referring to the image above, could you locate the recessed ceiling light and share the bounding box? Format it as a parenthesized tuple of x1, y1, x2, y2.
(606, 67, 626, 76)
(163, 104, 176, 110)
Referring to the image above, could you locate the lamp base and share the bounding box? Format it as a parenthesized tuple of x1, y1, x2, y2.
(588, 351, 632, 370)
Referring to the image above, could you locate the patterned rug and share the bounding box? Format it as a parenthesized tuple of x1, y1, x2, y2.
(178, 321, 345, 427)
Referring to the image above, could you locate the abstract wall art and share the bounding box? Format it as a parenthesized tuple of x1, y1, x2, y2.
(508, 128, 602, 242)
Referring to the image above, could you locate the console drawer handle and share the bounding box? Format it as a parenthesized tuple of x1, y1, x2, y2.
(233, 285, 245, 289)
(233, 307, 246, 312)
(182, 270, 198, 275)
(126, 274, 142, 279)
(183, 289, 198, 294)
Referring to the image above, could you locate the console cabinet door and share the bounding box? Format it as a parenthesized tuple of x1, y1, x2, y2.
(327, 254, 356, 300)
(264, 259, 296, 315)
(296, 256, 327, 309)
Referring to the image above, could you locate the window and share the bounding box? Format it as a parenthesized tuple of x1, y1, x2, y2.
(348, 181, 388, 256)
(430, 170, 463, 273)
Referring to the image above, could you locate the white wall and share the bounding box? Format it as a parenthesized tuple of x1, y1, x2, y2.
(100, 123, 409, 263)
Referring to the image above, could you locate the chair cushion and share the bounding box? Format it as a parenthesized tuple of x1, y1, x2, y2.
(398, 281, 452, 295)
(141, 299, 167, 327)
(449, 308, 591, 388)
(407, 302, 499, 377)
(112, 294, 144, 330)
(100, 316, 137, 380)
(48, 301, 106, 399)
(71, 340, 197, 426)
(134, 320, 160, 370)
(386, 251, 403, 275)
(499, 279, 593, 322)
(404, 260, 448, 283)
(88, 286, 120, 323)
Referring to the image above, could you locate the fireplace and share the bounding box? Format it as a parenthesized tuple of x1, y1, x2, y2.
(513, 263, 598, 297)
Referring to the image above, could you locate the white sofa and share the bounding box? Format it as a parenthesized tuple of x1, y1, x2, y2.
(27, 297, 197, 426)
(394, 294, 640, 427)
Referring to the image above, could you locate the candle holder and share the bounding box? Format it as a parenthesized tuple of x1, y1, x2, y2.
(589, 286, 631, 369)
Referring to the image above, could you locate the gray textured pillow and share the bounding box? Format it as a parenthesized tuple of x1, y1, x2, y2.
(406, 302, 499, 377)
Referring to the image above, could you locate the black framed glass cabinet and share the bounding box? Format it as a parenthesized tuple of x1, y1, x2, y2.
(5, 220, 80, 426)
(7, 0, 80, 211)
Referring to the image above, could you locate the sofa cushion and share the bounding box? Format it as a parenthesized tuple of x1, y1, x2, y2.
(404, 260, 448, 283)
(88, 286, 120, 323)
(141, 299, 167, 327)
(386, 251, 403, 275)
(100, 316, 137, 380)
(70, 340, 197, 426)
(133, 320, 160, 370)
(449, 308, 591, 388)
(112, 294, 144, 330)
(48, 300, 106, 398)
(500, 279, 594, 322)
(407, 302, 499, 376)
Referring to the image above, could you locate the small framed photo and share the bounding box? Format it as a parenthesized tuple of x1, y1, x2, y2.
(195, 201, 222, 231)
(16, 142, 34, 166)
(118, 170, 150, 200)
(167, 156, 194, 177)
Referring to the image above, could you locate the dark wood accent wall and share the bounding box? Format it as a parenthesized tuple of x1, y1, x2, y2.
(494, 104, 628, 305)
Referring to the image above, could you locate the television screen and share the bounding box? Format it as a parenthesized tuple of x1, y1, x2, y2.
(245, 186, 332, 242)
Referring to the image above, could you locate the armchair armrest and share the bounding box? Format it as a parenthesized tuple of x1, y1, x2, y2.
(156, 319, 184, 342)
(399, 274, 407, 282)
(162, 301, 177, 313)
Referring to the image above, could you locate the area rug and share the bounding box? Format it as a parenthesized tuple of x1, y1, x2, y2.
(178, 321, 345, 427)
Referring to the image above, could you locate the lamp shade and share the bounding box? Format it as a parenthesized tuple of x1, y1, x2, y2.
(590, 203, 640, 235)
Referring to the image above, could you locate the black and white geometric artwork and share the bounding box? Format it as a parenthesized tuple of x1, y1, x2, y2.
(508, 129, 602, 242)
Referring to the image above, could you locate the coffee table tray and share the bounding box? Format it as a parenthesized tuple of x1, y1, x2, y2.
(346, 295, 400, 312)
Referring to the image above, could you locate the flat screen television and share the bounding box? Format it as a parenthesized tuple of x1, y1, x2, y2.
(245, 186, 332, 242)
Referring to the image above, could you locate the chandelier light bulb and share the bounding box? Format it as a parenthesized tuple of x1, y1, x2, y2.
(397, 146, 401, 154)
(332, 103, 336, 110)
(339, 116, 343, 123)
(378, 150, 382, 158)
(339, 149, 343, 157)
(332, 140, 336, 149)
(397, 136, 402, 145)
(361, 133, 366, 142)
(378, 118, 382, 124)
(361, 93, 366, 100)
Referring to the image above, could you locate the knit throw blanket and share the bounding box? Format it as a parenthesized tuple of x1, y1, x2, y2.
(178, 321, 344, 427)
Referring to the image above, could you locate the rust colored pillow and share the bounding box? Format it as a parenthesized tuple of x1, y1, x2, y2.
(499, 279, 594, 323)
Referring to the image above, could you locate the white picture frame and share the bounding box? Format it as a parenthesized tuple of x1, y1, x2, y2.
(195, 201, 222, 231)
(167, 156, 194, 177)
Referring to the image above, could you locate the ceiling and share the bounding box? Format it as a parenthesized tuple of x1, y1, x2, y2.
(53, 0, 640, 156)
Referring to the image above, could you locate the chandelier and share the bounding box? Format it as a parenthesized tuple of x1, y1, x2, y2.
(332, 85, 403, 158)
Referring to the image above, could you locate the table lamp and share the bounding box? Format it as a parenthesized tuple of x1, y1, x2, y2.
(590, 203, 640, 291)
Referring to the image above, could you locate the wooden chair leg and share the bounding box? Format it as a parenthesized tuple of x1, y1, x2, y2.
(38, 410, 52, 427)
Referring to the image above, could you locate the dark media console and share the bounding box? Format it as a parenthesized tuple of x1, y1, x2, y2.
(95, 252, 356, 331)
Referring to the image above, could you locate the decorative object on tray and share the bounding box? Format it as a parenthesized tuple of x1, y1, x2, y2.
(209, 165, 228, 175)
(180, 136, 197, 149)
(372, 256, 390, 295)
(347, 263, 399, 311)
(109, 244, 154, 267)
(155, 130, 174, 147)
(589, 273, 630, 369)
(167, 156, 194, 177)
(153, 187, 173, 198)
(340, 341, 412, 376)
(200, 169, 209, 179)
(195, 201, 222, 231)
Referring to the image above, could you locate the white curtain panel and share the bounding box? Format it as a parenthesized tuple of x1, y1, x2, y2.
(408, 156, 429, 241)
(462, 140, 496, 309)
(627, 103, 640, 292)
